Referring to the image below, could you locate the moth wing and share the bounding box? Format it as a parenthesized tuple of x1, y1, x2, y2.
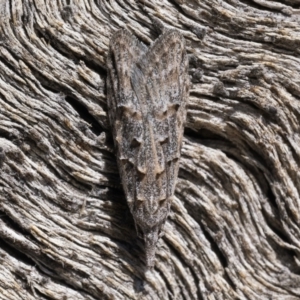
(107, 30, 147, 203)
(131, 30, 189, 196)
(107, 29, 147, 126)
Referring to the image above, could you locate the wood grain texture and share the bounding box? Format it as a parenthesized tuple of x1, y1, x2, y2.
(0, 0, 300, 299)
(107, 29, 189, 267)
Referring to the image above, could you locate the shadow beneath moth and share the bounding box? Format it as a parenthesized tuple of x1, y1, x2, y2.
(107, 29, 189, 267)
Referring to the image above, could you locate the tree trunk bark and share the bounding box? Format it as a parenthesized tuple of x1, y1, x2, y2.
(1, 0, 300, 299)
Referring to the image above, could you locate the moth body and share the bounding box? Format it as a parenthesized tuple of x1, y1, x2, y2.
(107, 29, 189, 267)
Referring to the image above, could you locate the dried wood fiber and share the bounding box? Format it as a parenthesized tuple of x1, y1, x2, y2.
(0, 0, 300, 299)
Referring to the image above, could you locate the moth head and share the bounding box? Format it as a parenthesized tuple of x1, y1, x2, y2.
(143, 228, 160, 267)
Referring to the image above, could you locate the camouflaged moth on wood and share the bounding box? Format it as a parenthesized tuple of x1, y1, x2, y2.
(107, 29, 189, 267)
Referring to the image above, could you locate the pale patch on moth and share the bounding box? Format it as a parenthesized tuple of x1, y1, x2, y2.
(107, 29, 189, 267)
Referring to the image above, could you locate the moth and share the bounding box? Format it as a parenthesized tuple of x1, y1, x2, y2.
(107, 29, 189, 267)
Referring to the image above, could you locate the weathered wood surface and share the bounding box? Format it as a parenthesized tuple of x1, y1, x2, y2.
(1, 0, 300, 299)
